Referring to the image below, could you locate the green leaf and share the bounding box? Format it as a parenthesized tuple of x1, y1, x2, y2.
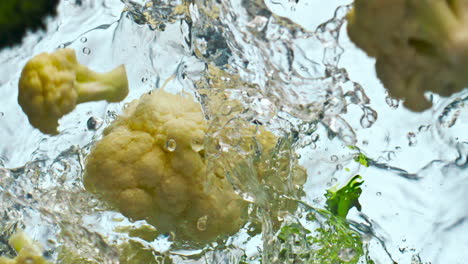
(325, 175, 364, 218)
(353, 153, 370, 167)
(278, 223, 303, 242)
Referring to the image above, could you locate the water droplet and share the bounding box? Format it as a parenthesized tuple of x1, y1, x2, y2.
(166, 139, 177, 152)
(87, 117, 103, 130)
(311, 134, 319, 142)
(222, 105, 232, 115)
(338, 248, 356, 262)
(418, 125, 430, 132)
(360, 106, 378, 128)
(330, 155, 338, 162)
(326, 178, 335, 187)
(107, 110, 117, 119)
(376, 192, 382, 196)
(191, 138, 204, 152)
(80, 36, 87, 43)
(83, 47, 91, 55)
(411, 254, 423, 264)
(407, 132, 417, 146)
(353, 83, 369, 104)
(197, 215, 208, 231)
(385, 95, 399, 108)
(387, 151, 396, 161)
(23, 258, 34, 264)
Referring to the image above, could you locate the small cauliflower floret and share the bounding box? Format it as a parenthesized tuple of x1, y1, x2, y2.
(84, 90, 247, 242)
(347, 0, 468, 111)
(18, 48, 129, 134)
(0, 231, 48, 264)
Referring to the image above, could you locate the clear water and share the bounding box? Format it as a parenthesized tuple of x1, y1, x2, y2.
(0, 0, 467, 263)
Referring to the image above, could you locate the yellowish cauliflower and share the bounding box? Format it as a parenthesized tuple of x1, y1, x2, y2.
(347, 0, 468, 111)
(84, 89, 305, 243)
(84, 90, 246, 242)
(0, 231, 48, 264)
(18, 48, 129, 135)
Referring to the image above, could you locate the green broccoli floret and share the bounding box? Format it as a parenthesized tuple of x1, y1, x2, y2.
(348, 0, 468, 111)
(0, 0, 60, 49)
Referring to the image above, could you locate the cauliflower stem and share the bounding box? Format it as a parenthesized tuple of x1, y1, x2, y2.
(75, 64, 128, 103)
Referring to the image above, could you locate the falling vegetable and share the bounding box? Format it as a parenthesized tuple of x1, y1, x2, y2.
(84, 89, 306, 243)
(347, 0, 468, 111)
(325, 175, 364, 218)
(18, 48, 128, 135)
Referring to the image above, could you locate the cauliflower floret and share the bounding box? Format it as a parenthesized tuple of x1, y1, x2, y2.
(84, 89, 307, 243)
(347, 0, 468, 111)
(18, 48, 128, 134)
(0, 231, 48, 264)
(84, 90, 248, 242)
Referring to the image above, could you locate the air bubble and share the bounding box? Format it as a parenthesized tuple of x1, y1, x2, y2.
(330, 155, 338, 162)
(222, 105, 232, 115)
(376, 192, 382, 196)
(23, 258, 34, 264)
(166, 139, 177, 152)
(385, 96, 399, 108)
(360, 106, 378, 128)
(407, 132, 417, 146)
(87, 117, 103, 130)
(83, 47, 91, 55)
(191, 138, 204, 152)
(197, 215, 208, 231)
(418, 125, 430, 132)
(311, 134, 319, 142)
(338, 248, 356, 262)
(80, 37, 87, 43)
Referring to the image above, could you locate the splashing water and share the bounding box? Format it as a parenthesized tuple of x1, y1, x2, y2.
(0, 0, 467, 263)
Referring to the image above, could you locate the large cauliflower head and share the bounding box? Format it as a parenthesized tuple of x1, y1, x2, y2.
(84, 90, 247, 242)
(18, 49, 79, 134)
(347, 0, 468, 111)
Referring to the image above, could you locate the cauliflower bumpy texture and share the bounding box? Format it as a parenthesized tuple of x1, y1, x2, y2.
(18, 48, 129, 135)
(84, 90, 251, 243)
(347, 0, 468, 111)
(0, 231, 48, 264)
